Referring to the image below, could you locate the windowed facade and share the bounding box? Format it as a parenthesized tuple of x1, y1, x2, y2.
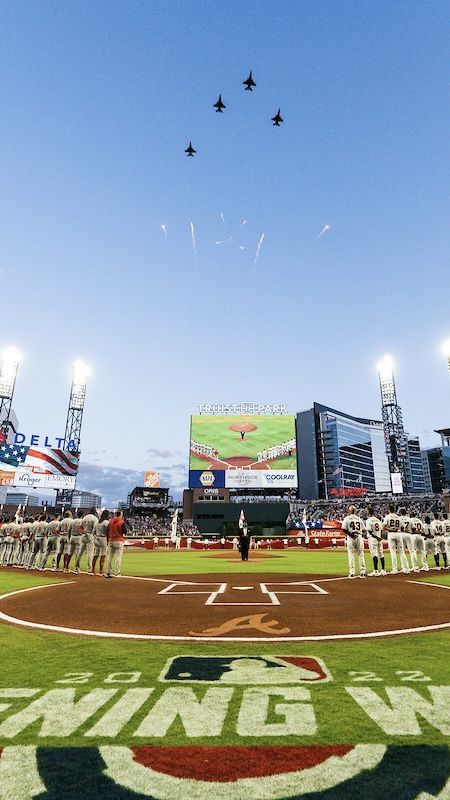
(297, 403, 391, 499)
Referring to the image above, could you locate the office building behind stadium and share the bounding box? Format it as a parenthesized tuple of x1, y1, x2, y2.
(296, 403, 429, 500)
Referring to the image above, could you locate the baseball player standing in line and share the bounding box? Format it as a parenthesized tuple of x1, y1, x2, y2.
(1, 517, 15, 565)
(423, 515, 436, 569)
(92, 509, 109, 576)
(40, 514, 61, 570)
(382, 504, 409, 574)
(66, 510, 84, 573)
(18, 516, 32, 567)
(27, 514, 48, 570)
(430, 513, 447, 569)
(341, 505, 366, 578)
(399, 508, 419, 572)
(365, 506, 386, 576)
(75, 507, 98, 574)
(443, 513, 450, 565)
(9, 516, 21, 566)
(59, 511, 73, 572)
(411, 514, 428, 570)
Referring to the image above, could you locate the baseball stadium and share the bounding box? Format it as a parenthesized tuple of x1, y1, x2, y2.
(1, 4, 450, 797)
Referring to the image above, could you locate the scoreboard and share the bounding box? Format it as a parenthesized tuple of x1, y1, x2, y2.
(130, 487, 169, 510)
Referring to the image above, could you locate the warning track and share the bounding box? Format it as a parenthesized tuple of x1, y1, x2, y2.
(0, 570, 449, 642)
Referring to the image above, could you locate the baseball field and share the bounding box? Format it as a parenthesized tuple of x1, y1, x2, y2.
(1, 549, 450, 798)
(189, 415, 297, 470)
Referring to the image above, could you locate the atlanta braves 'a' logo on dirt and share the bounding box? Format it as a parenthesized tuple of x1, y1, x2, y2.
(190, 613, 291, 636)
(2, 744, 450, 799)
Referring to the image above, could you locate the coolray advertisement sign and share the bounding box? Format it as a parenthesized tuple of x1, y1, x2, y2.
(189, 415, 297, 489)
(0, 444, 79, 490)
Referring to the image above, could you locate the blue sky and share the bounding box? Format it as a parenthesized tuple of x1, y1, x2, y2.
(1, 0, 449, 504)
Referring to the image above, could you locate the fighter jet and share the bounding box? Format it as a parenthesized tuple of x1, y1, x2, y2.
(271, 109, 283, 126)
(213, 94, 226, 112)
(185, 141, 196, 157)
(243, 70, 256, 91)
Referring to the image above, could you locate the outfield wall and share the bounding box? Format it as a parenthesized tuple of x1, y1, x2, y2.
(192, 501, 290, 535)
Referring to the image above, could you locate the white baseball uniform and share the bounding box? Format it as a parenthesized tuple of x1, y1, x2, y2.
(382, 513, 409, 573)
(399, 515, 418, 571)
(341, 514, 366, 577)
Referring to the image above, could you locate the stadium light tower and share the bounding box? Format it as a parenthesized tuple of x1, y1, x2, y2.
(0, 347, 21, 440)
(377, 355, 409, 492)
(64, 360, 90, 451)
(441, 340, 450, 374)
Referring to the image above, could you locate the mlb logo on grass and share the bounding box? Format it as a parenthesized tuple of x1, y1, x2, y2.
(160, 655, 331, 683)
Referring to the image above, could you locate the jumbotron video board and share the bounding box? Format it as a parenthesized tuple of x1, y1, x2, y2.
(189, 415, 297, 489)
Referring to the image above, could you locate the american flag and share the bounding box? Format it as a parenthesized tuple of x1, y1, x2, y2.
(0, 445, 79, 475)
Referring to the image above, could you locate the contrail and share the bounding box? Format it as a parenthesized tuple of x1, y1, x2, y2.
(220, 212, 226, 225)
(160, 224, 167, 239)
(253, 233, 266, 269)
(190, 222, 197, 262)
(215, 236, 233, 245)
(240, 219, 247, 228)
(318, 224, 331, 238)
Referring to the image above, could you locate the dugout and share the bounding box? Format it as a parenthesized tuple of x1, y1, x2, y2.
(193, 501, 289, 536)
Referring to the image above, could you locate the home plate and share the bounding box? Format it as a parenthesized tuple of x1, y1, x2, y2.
(232, 586, 254, 590)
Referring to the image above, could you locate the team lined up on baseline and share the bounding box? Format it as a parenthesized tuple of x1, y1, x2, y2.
(0, 509, 127, 578)
(341, 504, 450, 578)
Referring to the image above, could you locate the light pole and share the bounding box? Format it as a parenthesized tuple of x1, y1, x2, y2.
(55, 360, 90, 510)
(0, 347, 21, 441)
(377, 355, 409, 494)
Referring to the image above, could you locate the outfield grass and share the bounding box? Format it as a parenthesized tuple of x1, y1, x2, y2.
(1, 555, 450, 748)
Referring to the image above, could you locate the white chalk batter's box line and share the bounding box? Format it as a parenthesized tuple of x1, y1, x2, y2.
(158, 581, 329, 606)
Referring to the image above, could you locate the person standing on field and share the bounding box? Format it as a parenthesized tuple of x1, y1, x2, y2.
(75, 507, 98, 574)
(58, 511, 73, 573)
(105, 510, 127, 577)
(92, 509, 109, 576)
(365, 506, 386, 576)
(341, 505, 366, 579)
(67, 510, 84, 574)
(382, 504, 409, 574)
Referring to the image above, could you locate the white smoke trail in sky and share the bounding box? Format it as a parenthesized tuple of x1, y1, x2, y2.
(215, 236, 233, 245)
(190, 222, 198, 263)
(240, 219, 247, 228)
(253, 233, 266, 269)
(160, 224, 167, 239)
(318, 224, 331, 238)
(220, 212, 226, 225)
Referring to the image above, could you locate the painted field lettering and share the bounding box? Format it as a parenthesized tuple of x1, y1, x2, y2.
(237, 688, 316, 736)
(347, 686, 450, 735)
(86, 689, 153, 737)
(348, 671, 383, 682)
(0, 689, 117, 738)
(395, 670, 431, 682)
(104, 672, 142, 684)
(0, 689, 40, 716)
(133, 688, 233, 737)
(55, 673, 94, 684)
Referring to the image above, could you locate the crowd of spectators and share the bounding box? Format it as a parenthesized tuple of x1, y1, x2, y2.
(126, 515, 200, 538)
(288, 495, 446, 527)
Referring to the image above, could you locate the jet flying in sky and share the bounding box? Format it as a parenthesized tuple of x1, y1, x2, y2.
(271, 109, 283, 126)
(185, 141, 196, 156)
(213, 94, 226, 112)
(243, 70, 256, 91)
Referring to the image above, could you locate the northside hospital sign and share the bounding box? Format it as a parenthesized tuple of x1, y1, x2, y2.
(198, 404, 289, 415)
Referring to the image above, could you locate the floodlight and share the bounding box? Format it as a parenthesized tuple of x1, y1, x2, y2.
(72, 360, 90, 387)
(377, 355, 394, 383)
(0, 347, 21, 380)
